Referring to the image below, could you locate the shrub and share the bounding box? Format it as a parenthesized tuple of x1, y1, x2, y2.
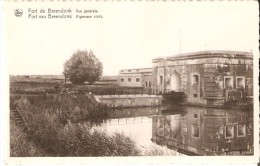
(64, 50, 103, 85)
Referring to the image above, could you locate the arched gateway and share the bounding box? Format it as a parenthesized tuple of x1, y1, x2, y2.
(170, 71, 181, 92)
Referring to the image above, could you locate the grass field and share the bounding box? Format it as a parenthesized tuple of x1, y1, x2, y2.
(10, 78, 144, 95)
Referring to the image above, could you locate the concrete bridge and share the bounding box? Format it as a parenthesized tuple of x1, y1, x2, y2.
(94, 94, 163, 108)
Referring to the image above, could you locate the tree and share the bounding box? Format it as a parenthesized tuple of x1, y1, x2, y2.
(63, 50, 103, 85)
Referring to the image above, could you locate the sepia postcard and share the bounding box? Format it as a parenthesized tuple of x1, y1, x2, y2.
(1, 0, 259, 165)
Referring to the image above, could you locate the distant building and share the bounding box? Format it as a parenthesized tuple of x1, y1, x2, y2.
(152, 50, 253, 106)
(100, 76, 118, 81)
(118, 68, 152, 90)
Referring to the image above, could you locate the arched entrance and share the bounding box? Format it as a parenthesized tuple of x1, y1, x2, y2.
(170, 71, 181, 92)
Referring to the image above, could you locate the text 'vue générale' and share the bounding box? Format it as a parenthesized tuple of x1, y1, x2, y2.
(27, 8, 103, 19)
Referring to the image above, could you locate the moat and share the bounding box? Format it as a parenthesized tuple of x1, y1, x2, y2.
(86, 105, 254, 156)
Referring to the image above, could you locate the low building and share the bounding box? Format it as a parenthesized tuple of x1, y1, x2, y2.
(152, 50, 253, 106)
(118, 68, 152, 90)
(100, 76, 118, 81)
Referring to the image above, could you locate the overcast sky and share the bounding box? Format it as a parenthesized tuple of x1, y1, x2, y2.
(5, 1, 259, 76)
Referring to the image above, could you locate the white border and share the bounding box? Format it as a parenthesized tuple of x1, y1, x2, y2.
(1, 1, 259, 165)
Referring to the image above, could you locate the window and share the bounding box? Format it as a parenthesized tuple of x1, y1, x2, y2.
(136, 69, 140, 72)
(224, 76, 233, 89)
(120, 78, 124, 82)
(236, 77, 245, 89)
(191, 125, 200, 138)
(225, 125, 234, 138)
(128, 78, 131, 82)
(237, 124, 246, 137)
(194, 114, 198, 118)
(160, 76, 163, 85)
(192, 75, 199, 86)
(128, 70, 131, 72)
(149, 81, 151, 87)
(136, 78, 140, 82)
(145, 82, 148, 87)
(193, 94, 198, 98)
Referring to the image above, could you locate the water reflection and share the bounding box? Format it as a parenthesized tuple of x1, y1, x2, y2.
(86, 105, 253, 156)
(152, 106, 254, 156)
(88, 106, 162, 126)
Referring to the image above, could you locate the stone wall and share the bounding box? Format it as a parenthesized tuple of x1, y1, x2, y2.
(95, 94, 163, 108)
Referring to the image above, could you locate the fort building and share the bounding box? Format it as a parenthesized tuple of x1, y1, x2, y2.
(118, 68, 153, 92)
(152, 50, 253, 106)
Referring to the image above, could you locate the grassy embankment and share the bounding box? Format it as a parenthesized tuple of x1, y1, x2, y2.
(10, 94, 140, 157)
